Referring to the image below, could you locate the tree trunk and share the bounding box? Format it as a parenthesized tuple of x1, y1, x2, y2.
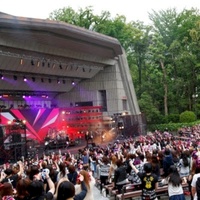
(160, 60, 168, 116)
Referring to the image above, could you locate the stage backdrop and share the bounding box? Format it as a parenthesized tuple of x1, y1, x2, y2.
(0, 106, 103, 142)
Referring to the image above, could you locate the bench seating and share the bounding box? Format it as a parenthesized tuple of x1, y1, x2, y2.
(110, 184, 137, 198)
(116, 182, 188, 200)
(107, 183, 141, 199)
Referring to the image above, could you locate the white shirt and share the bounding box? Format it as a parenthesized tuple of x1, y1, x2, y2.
(168, 183, 184, 197)
(161, 177, 184, 197)
(178, 158, 190, 178)
(191, 173, 200, 200)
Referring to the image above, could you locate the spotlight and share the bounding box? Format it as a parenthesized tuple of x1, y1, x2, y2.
(42, 61, 45, 67)
(57, 79, 60, 84)
(20, 58, 23, 65)
(71, 81, 75, 85)
(65, 65, 69, 70)
(23, 76, 27, 82)
(13, 75, 17, 80)
(0, 74, 4, 80)
(32, 77, 36, 82)
(31, 59, 34, 66)
(37, 61, 40, 67)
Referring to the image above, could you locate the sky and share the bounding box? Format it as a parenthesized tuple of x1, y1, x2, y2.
(1, 0, 200, 24)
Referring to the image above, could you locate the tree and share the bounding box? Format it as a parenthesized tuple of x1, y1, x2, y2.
(49, 6, 111, 30)
(49, 6, 200, 123)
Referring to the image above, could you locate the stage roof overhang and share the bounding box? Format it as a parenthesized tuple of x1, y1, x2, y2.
(0, 12, 123, 97)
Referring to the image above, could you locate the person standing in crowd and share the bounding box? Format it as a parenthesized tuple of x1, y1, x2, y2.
(177, 151, 190, 179)
(108, 155, 117, 183)
(0, 161, 24, 189)
(161, 165, 186, 200)
(75, 170, 95, 200)
(130, 162, 158, 200)
(56, 162, 68, 182)
(15, 178, 31, 200)
(27, 170, 55, 200)
(0, 182, 15, 200)
(113, 159, 128, 194)
(191, 163, 200, 200)
(82, 151, 89, 171)
(151, 154, 160, 180)
(163, 148, 174, 177)
(55, 174, 87, 200)
(67, 164, 78, 185)
(98, 156, 110, 194)
(89, 154, 97, 178)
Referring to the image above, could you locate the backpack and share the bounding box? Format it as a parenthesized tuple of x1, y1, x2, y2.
(196, 177, 200, 200)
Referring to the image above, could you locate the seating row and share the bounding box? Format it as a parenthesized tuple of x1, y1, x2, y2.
(116, 182, 189, 200)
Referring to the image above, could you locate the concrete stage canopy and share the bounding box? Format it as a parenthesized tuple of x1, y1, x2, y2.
(0, 12, 140, 117)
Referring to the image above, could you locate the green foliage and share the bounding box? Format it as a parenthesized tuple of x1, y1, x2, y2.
(138, 92, 160, 123)
(167, 114, 180, 123)
(148, 120, 200, 132)
(179, 111, 196, 122)
(48, 6, 200, 122)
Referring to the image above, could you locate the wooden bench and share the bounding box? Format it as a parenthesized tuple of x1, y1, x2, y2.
(108, 183, 141, 199)
(116, 182, 188, 200)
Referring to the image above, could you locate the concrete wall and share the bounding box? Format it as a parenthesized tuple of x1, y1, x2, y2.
(57, 49, 140, 117)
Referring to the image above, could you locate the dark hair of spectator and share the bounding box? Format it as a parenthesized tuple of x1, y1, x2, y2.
(4, 168, 13, 176)
(59, 162, 66, 177)
(68, 164, 76, 173)
(116, 159, 123, 167)
(41, 161, 47, 169)
(57, 181, 75, 200)
(143, 163, 152, 173)
(27, 180, 44, 198)
(102, 156, 110, 165)
(16, 178, 31, 199)
(28, 165, 40, 180)
(126, 153, 135, 160)
(164, 148, 171, 155)
(168, 165, 182, 187)
(0, 182, 13, 197)
(181, 151, 189, 167)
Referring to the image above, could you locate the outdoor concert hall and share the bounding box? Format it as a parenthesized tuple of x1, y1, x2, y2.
(0, 12, 145, 162)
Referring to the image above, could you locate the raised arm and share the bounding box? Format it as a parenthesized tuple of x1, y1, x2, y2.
(129, 160, 139, 174)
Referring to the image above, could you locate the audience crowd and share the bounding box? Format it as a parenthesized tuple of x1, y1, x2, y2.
(1, 125, 200, 200)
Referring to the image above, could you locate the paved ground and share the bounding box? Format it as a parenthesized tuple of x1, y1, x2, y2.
(93, 185, 109, 200)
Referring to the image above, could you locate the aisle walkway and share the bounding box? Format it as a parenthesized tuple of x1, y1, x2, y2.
(93, 185, 108, 200)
